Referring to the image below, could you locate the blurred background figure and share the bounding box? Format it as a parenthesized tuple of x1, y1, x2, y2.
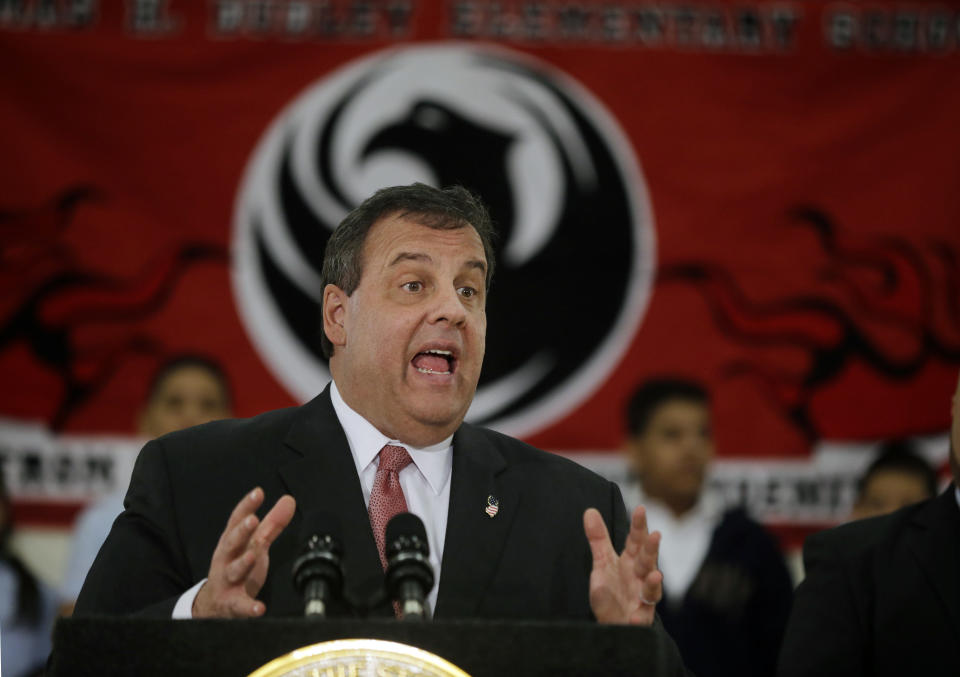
(849, 439, 938, 521)
(622, 377, 794, 677)
(1, 467, 59, 677)
(58, 355, 232, 615)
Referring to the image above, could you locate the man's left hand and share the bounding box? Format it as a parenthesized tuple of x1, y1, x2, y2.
(584, 505, 663, 625)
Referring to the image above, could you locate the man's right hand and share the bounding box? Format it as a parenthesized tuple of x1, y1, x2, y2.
(192, 487, 296, 618)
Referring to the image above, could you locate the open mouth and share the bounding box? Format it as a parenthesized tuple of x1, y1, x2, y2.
(411, 349, 456, 376)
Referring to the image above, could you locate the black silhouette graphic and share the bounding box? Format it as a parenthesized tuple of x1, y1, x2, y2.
(0, 187, 228, 430)
(253, 52, 643, 424)
(658, 207, 960, 442)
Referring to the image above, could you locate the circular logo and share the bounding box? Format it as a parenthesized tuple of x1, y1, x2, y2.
(247, 638, 471, 677)
(233, 44, 655, 437)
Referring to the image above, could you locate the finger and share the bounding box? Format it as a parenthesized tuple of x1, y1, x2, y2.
(640, 569, 663, 607)
(224, 548, 257, 585)
(583, 508, 616, 566)
(225, 592, 265, 618)
(223, 487, 264, 535)
(635, 530, 661, 578)
(193, 580, 264, 619)
(623, 506, 650, 558)
(218, 513, 260, 562)
(249, 495, 296, 552)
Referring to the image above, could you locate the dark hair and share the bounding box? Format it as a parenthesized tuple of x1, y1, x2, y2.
(0, 467, 42, 627)
(319, 183, 497, 358)
(146, 354, 232, 409)
(626, 377, 710, 437)
(857, 439, 937, 498)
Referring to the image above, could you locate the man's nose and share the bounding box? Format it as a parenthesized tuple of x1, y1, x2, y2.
(181, 403, 211, 428)
(429, 285, 467, 326)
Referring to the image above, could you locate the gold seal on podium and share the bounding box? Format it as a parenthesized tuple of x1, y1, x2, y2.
(247, 638, 472, 677)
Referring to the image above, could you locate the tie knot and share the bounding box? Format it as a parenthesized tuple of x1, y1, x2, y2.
(379, 444, 412, 473)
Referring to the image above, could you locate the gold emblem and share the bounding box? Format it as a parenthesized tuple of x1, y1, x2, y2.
(248, 638, 472, 677)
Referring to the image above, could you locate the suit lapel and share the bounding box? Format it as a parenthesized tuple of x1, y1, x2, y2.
(277, 386, 386, 613)
(434, 424, 521, 618)
(906, 487, 960, 643)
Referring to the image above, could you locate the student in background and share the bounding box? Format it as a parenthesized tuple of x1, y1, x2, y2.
(1, 467, 59, 677)
(622, 377, 794, 677)
(849, 439, 937, 521)
(59, 355, 232, 615)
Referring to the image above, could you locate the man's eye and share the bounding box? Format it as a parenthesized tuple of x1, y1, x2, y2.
(163, 395, 184, 411)
(402, 281, 423, 292)
(458, 286, 476, 298)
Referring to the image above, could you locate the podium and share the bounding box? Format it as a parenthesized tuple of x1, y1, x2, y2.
(50, 617, 688, 676)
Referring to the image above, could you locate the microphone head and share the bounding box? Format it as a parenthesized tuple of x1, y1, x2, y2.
(293, 510, 344, 597)
(298, 510, 343, 556)
(384, 512, 434, 619)
(385, 512, 429, 558)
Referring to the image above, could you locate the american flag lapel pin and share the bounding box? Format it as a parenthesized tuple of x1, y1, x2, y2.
(485, 495, 500, 518)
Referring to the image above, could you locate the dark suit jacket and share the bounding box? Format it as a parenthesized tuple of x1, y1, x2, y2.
(75, 386, 673, 635)
(777, 487, 960, 677)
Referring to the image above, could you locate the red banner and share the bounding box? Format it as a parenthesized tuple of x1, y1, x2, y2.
(2, 1, 959, 530)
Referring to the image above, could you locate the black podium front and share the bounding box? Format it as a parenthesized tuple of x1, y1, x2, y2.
(50, 617, 689, 676)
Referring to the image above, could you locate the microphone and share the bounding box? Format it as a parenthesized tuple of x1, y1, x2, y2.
(384, 512, 435, 620)
(292, 511, 344, 618)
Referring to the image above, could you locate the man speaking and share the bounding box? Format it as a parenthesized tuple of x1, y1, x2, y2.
(75, 184, 672, 639)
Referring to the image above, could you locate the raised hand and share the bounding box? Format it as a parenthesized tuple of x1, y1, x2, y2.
(584, 505, 663, 625)
(192, 487, 296, 618)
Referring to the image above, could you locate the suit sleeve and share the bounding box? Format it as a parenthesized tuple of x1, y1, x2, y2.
(776, 530, 867, 677)
(74, 438, 196, 617)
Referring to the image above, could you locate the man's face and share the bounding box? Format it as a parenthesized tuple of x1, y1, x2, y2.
(139, 366, 232, 438)
(628, 399, 714, 513)
(325, 213, 487, 447)
(851, 471, 932, 520)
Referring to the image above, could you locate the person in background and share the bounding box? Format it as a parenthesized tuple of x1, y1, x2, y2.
(849, 439, 937, 521)
(1, 467, 60, 677)
(777, 369, 960, 677)
(622, 377, 794, 677)
(58, 355, 233, 615)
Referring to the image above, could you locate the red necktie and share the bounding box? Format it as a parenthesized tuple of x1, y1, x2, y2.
(368, 444, 413, 570)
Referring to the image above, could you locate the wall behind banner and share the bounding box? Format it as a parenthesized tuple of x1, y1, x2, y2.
(2, 2, 959, 578)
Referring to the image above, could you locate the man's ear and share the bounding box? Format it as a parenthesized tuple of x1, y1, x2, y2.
(322, 284, 348, 349)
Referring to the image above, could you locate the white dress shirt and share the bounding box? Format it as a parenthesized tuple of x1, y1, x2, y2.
(173, 380, 453, 618)
(329, 380, 452, 613)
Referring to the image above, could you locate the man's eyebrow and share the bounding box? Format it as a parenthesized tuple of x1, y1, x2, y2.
(465, 259, 486, 274)
(387, 253, 487, 275)
(388, 252, 432, 267)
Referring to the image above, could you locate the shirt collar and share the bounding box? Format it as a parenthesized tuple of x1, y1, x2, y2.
(628, 483, 724, 529)
(330, 380, 453, 495)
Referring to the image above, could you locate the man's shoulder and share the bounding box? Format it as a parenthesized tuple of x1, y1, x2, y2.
(143, 402, 311, 472)
(715, 506, 779, 544)
(804, 493, 940, 566)
(458, 422, 612, 484)
(160, 403, 301, 446)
